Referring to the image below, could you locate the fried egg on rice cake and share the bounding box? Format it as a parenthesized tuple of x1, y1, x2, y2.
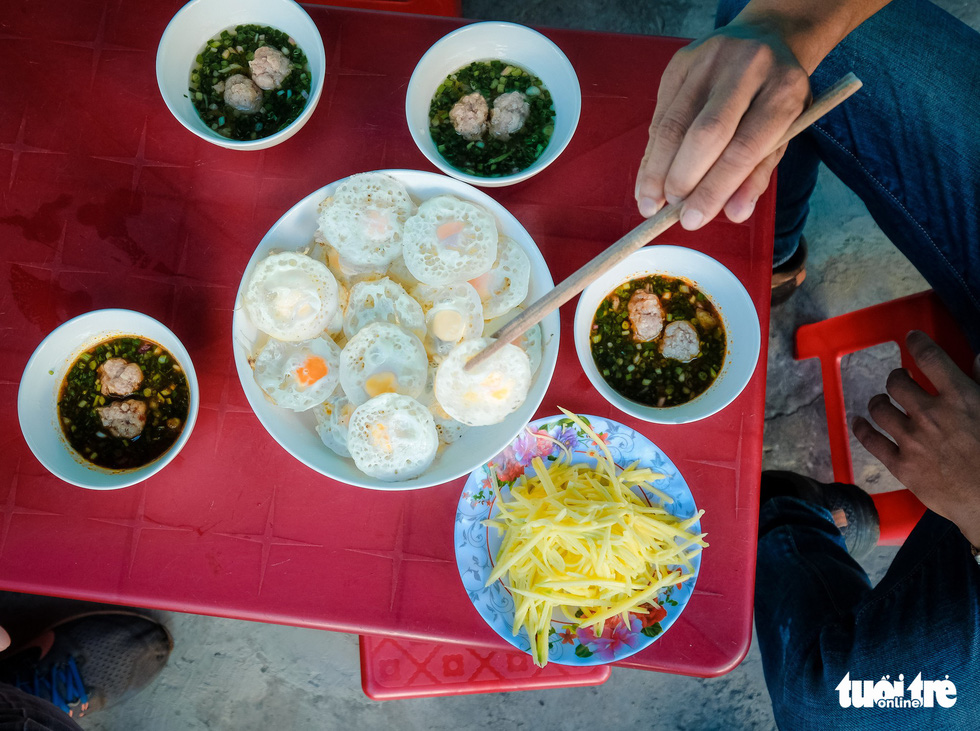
(435, 337, 531, 426)
(343, 277, 426, 340)
(347, 393, 438, 481)
(468, 234, 530, 320)
(412, 282, 484, 360)
(339, 321, 428, 406)
(253, 335, 342, 412)
(243, 252, 340, 342)
(402, 195, 497, 285)
(317, 172, 416, 271)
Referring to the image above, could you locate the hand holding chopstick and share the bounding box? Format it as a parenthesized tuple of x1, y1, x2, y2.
(465, 72, 863, 371)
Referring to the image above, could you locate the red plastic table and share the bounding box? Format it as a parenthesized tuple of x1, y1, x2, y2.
(0, 1, 773, 678)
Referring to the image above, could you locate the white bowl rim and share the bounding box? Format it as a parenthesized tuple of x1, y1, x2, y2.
(17, 309, 200, 490)
(231, 169, 561, 490)
(155, 0, 326, 151)
(405, 20, 581, 187)
(573, 245, 761, 424)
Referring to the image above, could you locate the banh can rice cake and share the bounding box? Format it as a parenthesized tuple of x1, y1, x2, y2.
(241, 172, 535, 482)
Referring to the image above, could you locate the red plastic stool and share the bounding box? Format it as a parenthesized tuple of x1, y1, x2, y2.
(359, 635, 611, 700)
(794, 290, 974, 545)
(301, 0, 461, 16)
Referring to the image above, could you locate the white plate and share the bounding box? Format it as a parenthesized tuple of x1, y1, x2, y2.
(455, 414, 702, 665)
(232, 169, 559, 490)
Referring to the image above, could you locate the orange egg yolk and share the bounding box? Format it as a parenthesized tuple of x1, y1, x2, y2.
(369, 423, 393, 454)
(430, 309, 466, 342)
(365, 371, 399, 398)
(295, 356, 328, 386)
(437, 220, 467, 251)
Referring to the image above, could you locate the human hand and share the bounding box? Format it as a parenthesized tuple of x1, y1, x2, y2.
(853, 331, 980, 546)
(634, 19, 811, 229)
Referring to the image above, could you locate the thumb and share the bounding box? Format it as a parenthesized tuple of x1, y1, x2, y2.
(973, 353, 980, 384)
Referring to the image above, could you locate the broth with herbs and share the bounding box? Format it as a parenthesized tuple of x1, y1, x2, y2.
(189, 24, 311, 141)
(428, 60, 555, 177)
(58, 337, 189, 470)
(589, 275, 726, 407)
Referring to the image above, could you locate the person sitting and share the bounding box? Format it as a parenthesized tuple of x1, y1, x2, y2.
(634, 0, 980, 727)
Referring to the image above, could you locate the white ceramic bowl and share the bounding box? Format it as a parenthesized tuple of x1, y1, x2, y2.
(574, 246, 761, 424)
(18, 310, 200, 489)
(406, 21, 581, 187)
(156, 0, 326, 151)
(232, 169, 560, 490)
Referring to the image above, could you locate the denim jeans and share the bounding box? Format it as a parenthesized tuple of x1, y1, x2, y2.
(707, 0, 980, 727)
(757, 496, 980, 730)
(717, 0, 980, 350)
(0, 684, 81, 731)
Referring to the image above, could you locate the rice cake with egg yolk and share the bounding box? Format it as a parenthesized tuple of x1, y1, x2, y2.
(243, 251, 340, 342)
(402, 195, 498, 285)
(344, 277, 426, 341)
(317, 172, 416, 271)
(339, 321, 428, 406)
(313, 390, 355, 457)
(418, 365, 469, 446)
(483, 312, 543, 377)
(346, 393, 438, 481)
(253, 334, 342, 412)
(412, 282, 484, 360)
(435, 337, 531, 426)
(468, 235, 530, 320)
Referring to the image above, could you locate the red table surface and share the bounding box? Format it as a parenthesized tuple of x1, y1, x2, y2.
(0, 1, 773, 677)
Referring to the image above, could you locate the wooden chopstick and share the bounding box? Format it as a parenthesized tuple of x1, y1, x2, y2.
(465, 72, 863, 371)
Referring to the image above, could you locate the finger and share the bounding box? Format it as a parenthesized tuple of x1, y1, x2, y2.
(635, 63, 691, 215)
(661, 68, 759, 204)
(884, 366, 930, 413)
(677, 70, 809, 230)
(723, 145, 785, 223)
(906, 330, 970, 393)
(637, 74, 712, 217)
(853, 415, 900, 466)
(867, 392, 911, 440)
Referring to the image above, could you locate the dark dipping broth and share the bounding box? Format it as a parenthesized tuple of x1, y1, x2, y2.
(429, 60, 555, 177)
(590, 275, 727, 407)
(58, 337, 190, 470)
(189, 24, 311, 141)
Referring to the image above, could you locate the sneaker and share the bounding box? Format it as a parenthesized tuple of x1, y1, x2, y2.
(0, 611, 172, 718)
(761, 470, 880, 559)
(771, 236, 807, 305)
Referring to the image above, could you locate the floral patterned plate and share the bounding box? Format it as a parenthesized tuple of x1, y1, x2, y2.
(454, 414, 702, 666)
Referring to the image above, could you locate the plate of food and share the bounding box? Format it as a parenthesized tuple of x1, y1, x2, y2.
(232, 169, 559, 489)
(455, 410, 706, 666)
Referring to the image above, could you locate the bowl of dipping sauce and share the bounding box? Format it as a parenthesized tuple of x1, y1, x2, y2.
(18, 310, 200, 489)
(156, 0, 325, 151)
(406, 21, 581, 187)
(574, 246, 761, 424)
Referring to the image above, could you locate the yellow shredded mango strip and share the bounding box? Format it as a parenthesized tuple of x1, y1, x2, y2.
(483, 409, 708, 667)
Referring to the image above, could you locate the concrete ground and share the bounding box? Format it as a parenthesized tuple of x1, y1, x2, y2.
(5, 1, 978, 729)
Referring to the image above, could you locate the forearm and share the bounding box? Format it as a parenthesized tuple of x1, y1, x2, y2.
(733, 0, 894, 73)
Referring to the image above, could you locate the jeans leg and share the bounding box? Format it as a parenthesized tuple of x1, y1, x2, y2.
(804, 0, 980, 349)
(717, 0, 980, 345)
(0, 684, 83, 731)
(757, 497, 980, 730)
